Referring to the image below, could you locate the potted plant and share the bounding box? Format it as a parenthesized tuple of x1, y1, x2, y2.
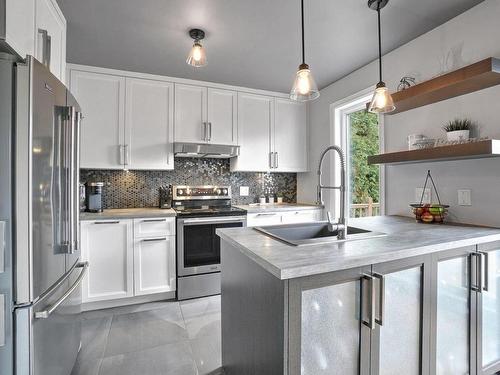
(443, 118, 473, 141)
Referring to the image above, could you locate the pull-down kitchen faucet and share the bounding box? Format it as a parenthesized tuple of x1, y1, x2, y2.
(317, 145, 347, 240)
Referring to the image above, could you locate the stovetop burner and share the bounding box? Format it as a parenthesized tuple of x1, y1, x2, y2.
(171, 185, 246, 218)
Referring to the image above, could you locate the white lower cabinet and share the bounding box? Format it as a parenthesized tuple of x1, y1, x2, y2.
(81, 217, 176, 304)
(81, 220, 134, 303)
(133, 236, 176, 296)
(247, 209, 322, 227)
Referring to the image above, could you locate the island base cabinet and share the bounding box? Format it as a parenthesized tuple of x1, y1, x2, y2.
(288, 267, 372, 375)
(476, 243, 500, 375)
(431, 247, 476, 375)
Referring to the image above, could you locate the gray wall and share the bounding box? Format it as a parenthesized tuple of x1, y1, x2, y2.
(298, 0, 500, 226)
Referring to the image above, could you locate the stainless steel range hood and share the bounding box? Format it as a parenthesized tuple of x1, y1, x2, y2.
(174, 142, 240, 159)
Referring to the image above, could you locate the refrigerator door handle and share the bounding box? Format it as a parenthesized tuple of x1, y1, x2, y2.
(34, 262, 89, 320)
(71, 110, 82, 252)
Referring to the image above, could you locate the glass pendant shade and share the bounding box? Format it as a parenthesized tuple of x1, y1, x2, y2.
(290, 64, 320, 101)
(368, 82, 395, 113)
(186, 41, 207, 67)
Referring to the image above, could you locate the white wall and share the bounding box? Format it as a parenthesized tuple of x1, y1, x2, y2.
(299, 0, 500, 226)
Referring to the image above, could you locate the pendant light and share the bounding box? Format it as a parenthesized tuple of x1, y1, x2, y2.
(290, 0, 319, 101)
(368, 0, 395, 113)
(186, 28, 207, 67)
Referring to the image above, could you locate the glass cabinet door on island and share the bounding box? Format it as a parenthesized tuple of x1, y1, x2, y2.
(476, 243, 500, 375)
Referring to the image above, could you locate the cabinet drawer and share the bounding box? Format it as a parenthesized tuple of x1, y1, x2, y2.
(247, 212, 282, 227)
(134, 217, 175, 237)
(281, 210, 321, 224)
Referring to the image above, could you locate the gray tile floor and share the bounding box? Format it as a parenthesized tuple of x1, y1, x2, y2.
(71, 295, 222, 375)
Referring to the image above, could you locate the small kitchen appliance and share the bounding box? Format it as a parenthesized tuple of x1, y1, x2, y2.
(172, 185, 247, 300)
(85, 182, 104, 213)
(159, 185, 172, 209)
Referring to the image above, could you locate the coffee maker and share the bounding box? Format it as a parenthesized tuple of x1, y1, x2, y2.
(159, 185, 172, 209)
(85, 182, 104, 212)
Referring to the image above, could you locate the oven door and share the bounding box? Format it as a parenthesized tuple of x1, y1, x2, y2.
(177, 216, 246, 276)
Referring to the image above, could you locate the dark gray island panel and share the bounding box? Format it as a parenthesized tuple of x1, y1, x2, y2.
(221, 241, 288, 375)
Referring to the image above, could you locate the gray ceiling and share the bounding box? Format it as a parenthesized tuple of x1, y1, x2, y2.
(57, 0, 484, 93)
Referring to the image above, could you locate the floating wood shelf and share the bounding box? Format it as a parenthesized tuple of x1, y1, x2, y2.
(368, 140, 500, 165)
(367, 57, 500, 115)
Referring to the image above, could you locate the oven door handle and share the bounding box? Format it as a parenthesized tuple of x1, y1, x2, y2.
(181, 216, 247, 224)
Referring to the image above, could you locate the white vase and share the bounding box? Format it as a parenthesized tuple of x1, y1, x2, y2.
(446, 130, 470, 141)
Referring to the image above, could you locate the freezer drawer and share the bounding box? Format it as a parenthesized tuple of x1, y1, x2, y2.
(15, 262, 87, 375)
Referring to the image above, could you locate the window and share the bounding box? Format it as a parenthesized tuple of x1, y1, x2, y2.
(329, 90, 384, 219)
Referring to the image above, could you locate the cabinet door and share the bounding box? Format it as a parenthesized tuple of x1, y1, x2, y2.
(273, 99, 308, 172)
(246, 212, 282, 227)
(371, 256, 431, 375)
(174, 84, 207, 143)
(70, 70, 125, 169)
(281, 210, 321, 224)
(35, 0, 66, 82)
(432, 247, 476, 375)
(80, 220, 133, 303)
(231, 93, 273, 172)
(288, 267, 372, 375)
(477, 243, 500, 375)
(207, 88, 237, 145)
(125, 78, 174, 170)
(4, 0, 35, 58)
(134, 236, 176, 296)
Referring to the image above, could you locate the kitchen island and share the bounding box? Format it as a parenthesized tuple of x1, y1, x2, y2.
(216, 216, 500, 375)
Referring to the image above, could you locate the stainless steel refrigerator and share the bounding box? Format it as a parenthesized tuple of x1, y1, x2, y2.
(0, 54, 86, 375)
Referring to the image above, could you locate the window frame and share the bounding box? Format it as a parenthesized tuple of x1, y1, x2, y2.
(328, 88, 386, 219)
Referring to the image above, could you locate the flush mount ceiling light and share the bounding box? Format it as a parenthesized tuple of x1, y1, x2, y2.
(367, 0, 395, 114)
(186, 28, 207, 67)
(290, 0, 319, 102)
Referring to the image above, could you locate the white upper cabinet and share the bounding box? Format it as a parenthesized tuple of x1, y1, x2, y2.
(125, 78, 174, 170)
(70, 69, 125, 169)
(35, 0, 66, 83)
(273, 99, 307, 172)
(174, 84, 237, 145)
(3, 0, 35, 58)
(207, 88, 237, 145)
(231, 92, 274, 172)
(174, 84, 207, 143)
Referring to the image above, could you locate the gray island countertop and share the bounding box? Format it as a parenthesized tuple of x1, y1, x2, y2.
(216, 215, 500, 280)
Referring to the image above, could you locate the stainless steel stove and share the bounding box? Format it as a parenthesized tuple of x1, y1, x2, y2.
(172, 185, 247, 300)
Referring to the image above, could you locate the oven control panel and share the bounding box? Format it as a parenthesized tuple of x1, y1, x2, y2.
(173, 185, 231, 200)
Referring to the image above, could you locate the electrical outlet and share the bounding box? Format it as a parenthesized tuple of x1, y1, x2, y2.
(239, 186, 249, 197)
(458, 189, 472, 206)
(415, 188, 431, 204)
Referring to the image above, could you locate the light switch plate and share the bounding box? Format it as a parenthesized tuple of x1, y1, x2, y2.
(415, 188, 431, 204)
(458, 189, 472, 206)
(239, 186, 249, 197)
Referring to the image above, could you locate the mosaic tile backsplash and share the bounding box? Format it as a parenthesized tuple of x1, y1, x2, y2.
(80, 158, 297, 209)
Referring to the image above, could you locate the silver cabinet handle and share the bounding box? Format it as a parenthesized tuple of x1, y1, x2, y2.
(35, 262, 89, 319)
(256, 213, 277, 217)
(274, 152, 279, 169)
(141, 237, 167, 242)
(208, 122, 212, 141)
(141, 218, 166, 223)
(124, 144, 130, 166)
(202, 122, 207, 141)
(471, 253, 483, 293)
(479, 251, 489, 292)
(38, 29, 51, 68)
(373, 273, 385, 326)
(361, 274, 376, 330)
(269, 152, 274, 169)
(94, 221, 120, 225)
(119, 145, 125, 165)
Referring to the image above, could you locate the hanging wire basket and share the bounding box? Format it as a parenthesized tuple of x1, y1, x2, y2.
(409, 170, 449, 224)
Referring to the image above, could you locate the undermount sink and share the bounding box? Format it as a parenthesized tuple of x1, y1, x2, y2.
(254, 221, 386, 246)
